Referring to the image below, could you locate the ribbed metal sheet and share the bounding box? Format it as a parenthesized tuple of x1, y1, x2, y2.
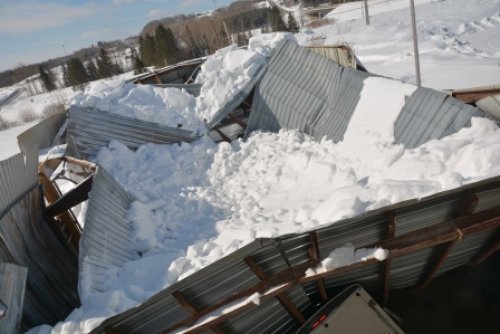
(0, 148, 38, 218)
(246, 41, 486, 148)
(0, 187, 79, 330)
(17, 113, 67, 154)
(90, 173, 500, 334)
(66, 106, 198, 161)
(246, 41, 368, 142)
(394, 87, 481, 148)
(78, 166, 136, 299)
(477, 94, 500, 119)
(0, 263, 27, 334)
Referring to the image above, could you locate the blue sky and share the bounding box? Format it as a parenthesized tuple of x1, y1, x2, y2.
(0, 0, 233, 72)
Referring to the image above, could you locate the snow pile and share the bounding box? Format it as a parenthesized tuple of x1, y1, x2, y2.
(69, 78, 204, 132)
(300, 0, 500, 89)
(305, 244, 388, 276)
(67, 33, 296, 131)
(195, 32, 296, 122)
(33, 69, 500, 333)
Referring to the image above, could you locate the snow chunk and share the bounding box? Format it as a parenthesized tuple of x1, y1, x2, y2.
(306, 244, 388, 276)
(69, 78, 203, 132)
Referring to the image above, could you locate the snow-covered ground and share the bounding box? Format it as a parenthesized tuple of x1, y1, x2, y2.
(5, 1, 500, 333)
(298, 0, 500, 89)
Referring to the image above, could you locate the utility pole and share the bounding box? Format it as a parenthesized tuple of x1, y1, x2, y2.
(363, 0, 370, 25)
(409, 0, 422, 86)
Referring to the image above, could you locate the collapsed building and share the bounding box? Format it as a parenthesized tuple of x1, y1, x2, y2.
(1, 40, 500, 333)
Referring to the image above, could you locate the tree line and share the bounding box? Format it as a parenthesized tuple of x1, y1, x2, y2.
(134, 7, 300, 73)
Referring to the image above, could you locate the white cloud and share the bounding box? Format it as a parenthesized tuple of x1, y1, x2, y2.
(176, 0, 206, 9)
(0, 1, 98, 33)
(148, 8, 163, 18)
(82, 29, 112, 39)
(113, 0, 135, 5)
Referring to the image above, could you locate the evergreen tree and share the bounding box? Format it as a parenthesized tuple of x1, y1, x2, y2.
(154, 25, 180, 66)
(62, 64, 70, 88)
(269, 7, 287, 32)
(86, 60, 98, 81)
(142, 34, 156, 66)
(133, 54, 145, 74)
(165, 27, 180, 63)
(287, 13, 300, 33)
(66, 58, 88, 86)
(38, 64, 56, 92)
(154, 25, 171, 66)
(97, 48, 115, 78)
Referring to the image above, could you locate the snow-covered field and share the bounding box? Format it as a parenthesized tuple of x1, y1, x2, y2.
(1, 0, 498, 333)
(299, 0, 500, 89)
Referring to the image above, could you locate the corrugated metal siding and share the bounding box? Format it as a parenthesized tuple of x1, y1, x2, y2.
(66, 106, 198, 161)
(246, 41, 367, 142)
(0, 187, 79, 330)
(17, 113, 67, 153)
(477, 94, 500, 119)
(0, 263, 27, 334)
(0, 149, 38, 218)
(393, 87, 481, 148)
(78, 166, 136, 298)
(246, 41, 486, 148)
(90, 174, 500, 334)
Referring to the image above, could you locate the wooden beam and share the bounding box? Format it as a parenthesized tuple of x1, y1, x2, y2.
(165, 205, 500, 333)
(469, 230, 500, 265)
(227, 113, 247, 129)
(382, 255, 392, 306)
(244, 257, 305, 324)
(388, 211, 396, 238)
(172, 291, 225, 334)
(45, 174, 94, 217)
(308, 232, 328, 302)
(174, 282, 295, 334)
(416, 240, 457, 291)
(457, 190, 479, 217)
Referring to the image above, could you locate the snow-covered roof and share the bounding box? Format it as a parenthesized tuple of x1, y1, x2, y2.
(246, 40, 485, 148)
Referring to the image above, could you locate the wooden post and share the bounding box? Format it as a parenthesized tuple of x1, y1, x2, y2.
(0, 263, 27, 334)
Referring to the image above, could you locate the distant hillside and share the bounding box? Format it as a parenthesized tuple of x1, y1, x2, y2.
(0, 38, 137, 89)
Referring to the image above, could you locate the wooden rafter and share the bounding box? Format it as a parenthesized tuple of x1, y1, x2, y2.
(308, 231, 328, 302)
(163, 205, 500, 333)
(244, 257, 306, 324)
(172, 291, 225, 334)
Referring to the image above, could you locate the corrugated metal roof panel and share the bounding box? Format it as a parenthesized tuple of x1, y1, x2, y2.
(477, 94, 500, 119)
(90, 174, 500, 334)
(17, 113, 67, 154)
(246, 41, 485, 149)
(79, 166, 136, 298)
(393, 87, 482, 148)
(0, 187, 79, 329)
(0, 148, 38, 218)
(246, 41, 365, 142)
(66, 106, 198, 161)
